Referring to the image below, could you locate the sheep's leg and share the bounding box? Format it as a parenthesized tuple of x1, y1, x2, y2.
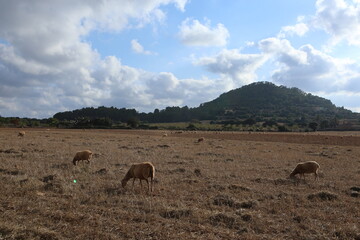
(295, 178, 299, 186)
(144, 179, 149, 192)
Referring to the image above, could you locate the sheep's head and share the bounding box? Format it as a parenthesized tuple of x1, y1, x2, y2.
(289, 173, 298, 179)
(121, 179, 128, 188)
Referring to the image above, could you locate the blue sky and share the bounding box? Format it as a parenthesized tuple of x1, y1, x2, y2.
(1, 0, 360, 118)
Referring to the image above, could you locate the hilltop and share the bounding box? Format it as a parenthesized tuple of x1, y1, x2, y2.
(195, 82, 357, 120)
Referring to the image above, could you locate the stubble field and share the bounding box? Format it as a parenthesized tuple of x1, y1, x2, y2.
(0, 128, 359, 240)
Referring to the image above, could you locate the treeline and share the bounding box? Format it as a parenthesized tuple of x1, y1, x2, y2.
(54, 105, 212, 123)
(2, 82, 360, 131)
(0, 117, 59, 128)
(1, 112, 359, 132)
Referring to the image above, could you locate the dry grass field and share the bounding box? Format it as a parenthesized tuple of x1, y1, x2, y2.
(1, 128, 359, 240)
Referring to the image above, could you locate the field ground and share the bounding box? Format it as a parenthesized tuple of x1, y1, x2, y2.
(0, 128, 359, 240)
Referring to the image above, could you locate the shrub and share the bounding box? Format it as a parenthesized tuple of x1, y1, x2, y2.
(308, 191, 338, 201)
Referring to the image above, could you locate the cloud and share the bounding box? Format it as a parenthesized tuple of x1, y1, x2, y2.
(196, 48, 268, 86)
(144, 72, 231, 108)
(131, 39, 157, 55)
(311, 0, 360, 46)
(258, 37, 360, 92)
(277, 0, 360, 47)
(259, 38, 308, 65)
(0, 0, 192, 118)
(178, 18, 229, 47)
(172, 0, 188, 12)
(278, 23, 309, 38)
(314, 90, 360, 113)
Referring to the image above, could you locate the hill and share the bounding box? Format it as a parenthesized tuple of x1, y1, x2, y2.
(52, 82, 359, 129)
(195, 82, 357, 120)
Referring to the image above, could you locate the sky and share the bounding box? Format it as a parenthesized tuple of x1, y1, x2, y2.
(1, 0, 360, 118)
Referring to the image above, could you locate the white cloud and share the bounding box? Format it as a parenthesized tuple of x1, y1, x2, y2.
(259, 38, 308, 67)
(0, 0, 193, 118)
(278, 23, 309, 38)
(145, 72, 231, 108)
(178, 18, 229, 47)
(172, 0, 188, 12)
(196, 48, 268, 86)
(131, 39, 156, 55)
(314, 90, 360, 113)
(258, 37, 360, 93)
(312, 0, 360, 46)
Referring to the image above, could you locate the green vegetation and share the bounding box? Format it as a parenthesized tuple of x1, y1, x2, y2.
(2, 82, 360, 131)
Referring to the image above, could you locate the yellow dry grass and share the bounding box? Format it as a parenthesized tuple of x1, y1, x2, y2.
(0, 128, 359, 239)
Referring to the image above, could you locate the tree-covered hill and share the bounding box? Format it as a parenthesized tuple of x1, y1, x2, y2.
(53, 82, 359, 125)
(196, 82, 356, 120)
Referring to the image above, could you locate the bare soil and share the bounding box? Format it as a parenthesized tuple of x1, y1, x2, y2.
(0, 128, 359, 239)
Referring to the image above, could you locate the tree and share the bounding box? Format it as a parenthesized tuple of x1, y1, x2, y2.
(127, 118, 139, 128)
(186, 123, 197, 130)
(10, 118, 20, 126)
(263, 119, 278, 127)
(308, 122, 318, 131)
(329, 117, 339, 128)
(48, 118, 59, 127)
(320, 120, 329, 129)
(242, 118, 256, 126)
(277, 125, 288, 132)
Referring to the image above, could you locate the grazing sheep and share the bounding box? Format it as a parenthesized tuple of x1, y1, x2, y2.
(72, 150, 93, 166)
(18, 131, 25, 137)
(290, 161, 320, 181)
(162, 133, 168, 137)
(121, 162, 155, 192)
(197, 137, 205, 143)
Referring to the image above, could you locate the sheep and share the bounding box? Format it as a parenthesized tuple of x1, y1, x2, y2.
(121, 162, 155, 192)
(72, 150, 93, 166)
(197, 137, 205, 143)
(289, 161, 320, 182)
(162, 133, 168, 137)
(18, 131, 25, 137)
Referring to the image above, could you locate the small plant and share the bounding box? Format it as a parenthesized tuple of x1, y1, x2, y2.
(308, 191, 338, 201)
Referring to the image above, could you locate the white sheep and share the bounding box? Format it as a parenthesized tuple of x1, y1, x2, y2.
(121, 162, 155, 192)
(162, 133, 168, 137)
(18, 131, 25, 137)
(72, 150, 93, 166)
(289, 161, 320, 181)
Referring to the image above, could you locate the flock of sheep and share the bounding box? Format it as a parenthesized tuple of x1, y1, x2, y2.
(18, 130, 320, 192)
(72, 149, 156, 192)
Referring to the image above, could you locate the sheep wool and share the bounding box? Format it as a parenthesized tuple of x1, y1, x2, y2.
(73, 150, 93, 166)
(18, 131, 25, 137)
(121, 162, 155, 192)
(290, 161, 320, 181)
